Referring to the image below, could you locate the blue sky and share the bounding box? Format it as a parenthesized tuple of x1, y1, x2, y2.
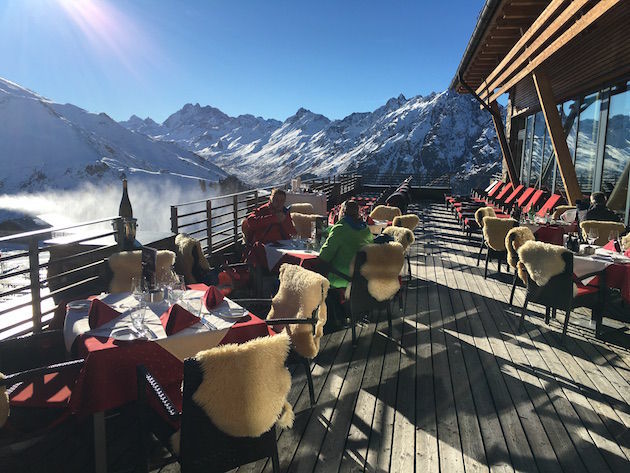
(0, 0, 484, 122)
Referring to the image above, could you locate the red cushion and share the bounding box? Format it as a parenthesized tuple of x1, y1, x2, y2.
(536, 194, 563, 217)
(495, 183, 514, 200)
(487, 181, 505, 197)
(517, 187, 536, 207)
(576, 285, 598, 297)
(523, 190, 545, 213)
(504, 184, 525, 205)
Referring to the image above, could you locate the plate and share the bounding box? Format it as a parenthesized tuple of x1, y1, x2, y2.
(67, 300, 92, 311)
(215, 309, 249, 320)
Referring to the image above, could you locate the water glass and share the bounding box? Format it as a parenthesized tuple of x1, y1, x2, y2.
(130, 276, 147, 307)
(130, 301, 147, 336)
(168, 274, 186, 305)
(608, 230, 620, 242)
(587, 228, 599, 247)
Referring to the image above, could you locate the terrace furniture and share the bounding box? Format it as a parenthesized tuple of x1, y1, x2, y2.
(480, 217, 517, 279)
(474, 207, 496, 265)
(501, 184, 525, 212)
(517, 242, 602, 342)
(174, 234, 222, 286)
(515, 187, 536, 211)
(369, 205, 402, 222)
(107, 249, 176, 293)
(552, 205, 576, 220)
(522, 189, 547, 215)
(136, 333, 293, 473)
(535, 194, 564, 218)
(580, 220, 626, 246)
(505, 226, 535, 307)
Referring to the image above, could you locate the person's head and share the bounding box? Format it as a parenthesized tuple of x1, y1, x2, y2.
(269, 188, 286, 212)
(340, 200, 360, 220)
(590, 192, 607, 207)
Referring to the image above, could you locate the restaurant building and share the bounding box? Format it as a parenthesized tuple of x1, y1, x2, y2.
(453, 0, 630, 224)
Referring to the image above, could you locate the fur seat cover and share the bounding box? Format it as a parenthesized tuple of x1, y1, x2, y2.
(475, 207, 496, 227)
(289, 203, 314, 215)
(174, 234, 210, 284)
(383, 226, 415, 251)
(482, 217, 516, 251)
(0, 372, 8, 428)
(623, 233, 630, 252)
(580, 220, 625, 246)
(392, 214, 420, 231)
(267, 264, 329, 359)
(192, 332, 294, 438)
(347, 242, 405, 302)
(505, 227, 535, 268)
(369, 205, 402, 221)
(552, 205, 575, 220)
(290, 212, 319, 239)
(517, 240, 568, 286)
(108, 250, 176, 293)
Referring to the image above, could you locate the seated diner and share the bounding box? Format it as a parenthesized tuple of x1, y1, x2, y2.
(245, 188, 297, 244)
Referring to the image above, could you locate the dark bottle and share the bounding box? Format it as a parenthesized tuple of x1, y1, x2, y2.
(119, 179, 133, 218)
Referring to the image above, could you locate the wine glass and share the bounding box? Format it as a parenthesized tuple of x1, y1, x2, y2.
(168, 274, 186, 306)
(608, 229, 620, 243)
(130, 300, 147, 337)
(587, 228, 599, 248)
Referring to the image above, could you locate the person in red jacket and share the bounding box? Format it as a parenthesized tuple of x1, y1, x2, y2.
(246, 188, 296, 244)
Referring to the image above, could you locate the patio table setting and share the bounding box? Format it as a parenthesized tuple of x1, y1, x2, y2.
(263, 238, 321, 272)
(573, 243, 630, 305)
(521, 217, 577, 246)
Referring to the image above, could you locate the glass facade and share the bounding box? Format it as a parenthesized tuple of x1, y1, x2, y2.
(516, 80, 630, 224)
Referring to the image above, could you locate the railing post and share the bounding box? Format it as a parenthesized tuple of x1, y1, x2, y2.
(206, 200, 212, 255)
(233, 195, 239, 247)
(28, 238, 42, 332)
(254, 190, 259, 208)
(170, 206, 178, 234)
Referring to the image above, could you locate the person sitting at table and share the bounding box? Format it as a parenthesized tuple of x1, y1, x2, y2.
(245, 188, 297, 244)
(585, 192, 621, 222)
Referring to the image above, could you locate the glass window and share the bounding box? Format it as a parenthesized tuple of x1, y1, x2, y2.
(521, 114, 534, 184)
(540, 128, 555, 191)
(574, 92, 603, 193)
(602, 82, 630, 222)
(555, 100, 580, 193)
(529, 112, 545, 187)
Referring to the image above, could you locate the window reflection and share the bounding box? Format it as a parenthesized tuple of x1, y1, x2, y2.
(555, 100, 580, 193)
(530, 112, 545, 187)
(521, 114, 534, 185)
(574, 92, 603, 193)
(603, 82, 629, 221)
(540, 126, 554, 191)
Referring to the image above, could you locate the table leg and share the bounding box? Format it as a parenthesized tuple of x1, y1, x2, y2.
(93, 411, 107, 473)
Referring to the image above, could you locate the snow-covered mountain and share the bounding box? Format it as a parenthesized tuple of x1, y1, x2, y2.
(122, 90, 502, 192)
(0, 77, 227, 193)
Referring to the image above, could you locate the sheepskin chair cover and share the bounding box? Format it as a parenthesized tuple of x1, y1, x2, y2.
(289, 203, 314, 215)
(623, 233, 630, 251)
(267, 263, 329, 359)
(108, 250, 176, 293)
(580, 220, 626, 246)
(383, 226, 415, 252)
(482, 217, 516, 252)
(475, 207, 496, 227)
(369, 205, 402, 221)
(174, 234, 210, 284)
(192, 332, 294, 438)
(517, 240, 568, 286)
(0, 372, 8, 428)
(392, 214, 420, 231)
(552, 205, 575, 220)
(348, 242, 405, 302)
(505, 227, 535, 269)
(290, 212, 319, 239)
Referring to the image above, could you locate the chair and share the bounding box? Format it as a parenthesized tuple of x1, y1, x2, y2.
(369, 205, 402, 222)
(345, 242, 405, 345)
(108, 250, 176, 293)
(580, 220, 625, 246)
(288, 203, 315, 215)
(536, 194, 564, 218)
(474, 207, 496, 265)
(552, 205, 576, 220)
(391, 214, 420, 231)
(174, 234, 214, 285)
(516, 241, 602, 341)
(481, 217, 517, 279)
(383, 225, 415, 310)
(136, 333, 293, 473)
(290, 212, 319, 239)
(505, 227, 535, 306)
(623, 233, 630, 252)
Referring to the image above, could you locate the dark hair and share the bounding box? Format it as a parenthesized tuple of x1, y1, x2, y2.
(270, 188, 286, 199)
(341, 200, 359, 219)
(590, 192, 606, 206)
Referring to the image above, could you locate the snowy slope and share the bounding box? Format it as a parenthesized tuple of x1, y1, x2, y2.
(0, 77, 227, 193)
(123, 90, 502, 191)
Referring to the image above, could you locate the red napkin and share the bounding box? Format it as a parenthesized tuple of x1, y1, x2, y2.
(603, 240, 617, 252)
(88, 299, 121, 329)
(161, 304, 199, 335)
(367, 216, 375, 225)
(202, 285, 224, 311)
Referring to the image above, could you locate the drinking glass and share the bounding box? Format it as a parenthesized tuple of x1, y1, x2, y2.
(608, 230, 620, 243)
(587, 228, 599, 247)
(169, 275, 186, 305)
(130, 300, 147, 337)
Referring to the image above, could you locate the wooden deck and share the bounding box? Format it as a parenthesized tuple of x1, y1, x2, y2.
(159, 201, 630, 473)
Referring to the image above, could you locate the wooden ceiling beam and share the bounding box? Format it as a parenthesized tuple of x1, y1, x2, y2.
(478, 0, 589, 99)
(486, 0, 623, 103)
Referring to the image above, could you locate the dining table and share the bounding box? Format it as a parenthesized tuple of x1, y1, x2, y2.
(263, 239, 321, 272)
(522, 219, 577, 246)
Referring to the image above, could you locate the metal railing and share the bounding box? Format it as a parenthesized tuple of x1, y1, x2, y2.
(0, 217, 123, 339)
(170, 173, 362, 258)
(361, 173, 453, 188)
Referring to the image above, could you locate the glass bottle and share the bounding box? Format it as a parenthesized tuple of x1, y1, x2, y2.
(119, 179, 133, 218)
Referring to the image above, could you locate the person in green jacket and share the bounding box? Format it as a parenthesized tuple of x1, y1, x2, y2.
(319, 199, 374, 288)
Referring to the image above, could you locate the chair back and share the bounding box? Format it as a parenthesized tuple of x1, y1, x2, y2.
(580, 220, 625, 246)
(505, 227, 535, 269)
(108, 250, 175, 293)
(267, 264, 329, 358)
(288, 203, 314, 215)
(369, 205, 402, 221)
(552, 205, 576, 220)
(383, 226, 414, 251)
(482, 217, 516, 251)
(174, 234, 211, 284)
(392, 214, 420, 231)
(179, 334, 292, 471)
(290, 213, 318, 239)
(475, 207, 496, 227)
(623, 233, 630, 252)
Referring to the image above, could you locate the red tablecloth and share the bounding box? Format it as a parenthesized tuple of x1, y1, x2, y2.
(534, 226, 565, 246)
(34, 284, 271, 418)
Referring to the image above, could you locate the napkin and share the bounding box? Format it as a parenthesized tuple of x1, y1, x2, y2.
(161, 304, 199, 335)
(88, 299, 121, 329)
(367, 216, 375, 225)
(202, 285, 224, 311)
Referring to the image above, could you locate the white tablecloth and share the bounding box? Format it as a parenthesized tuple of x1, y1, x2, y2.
(263, 240, 319, 270)
(63, 290, 244, 357)
(368, 219, 389, 235)
(285, 191, 327, 215)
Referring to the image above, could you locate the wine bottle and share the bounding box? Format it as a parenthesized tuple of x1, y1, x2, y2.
(119, 179, 133, 218)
